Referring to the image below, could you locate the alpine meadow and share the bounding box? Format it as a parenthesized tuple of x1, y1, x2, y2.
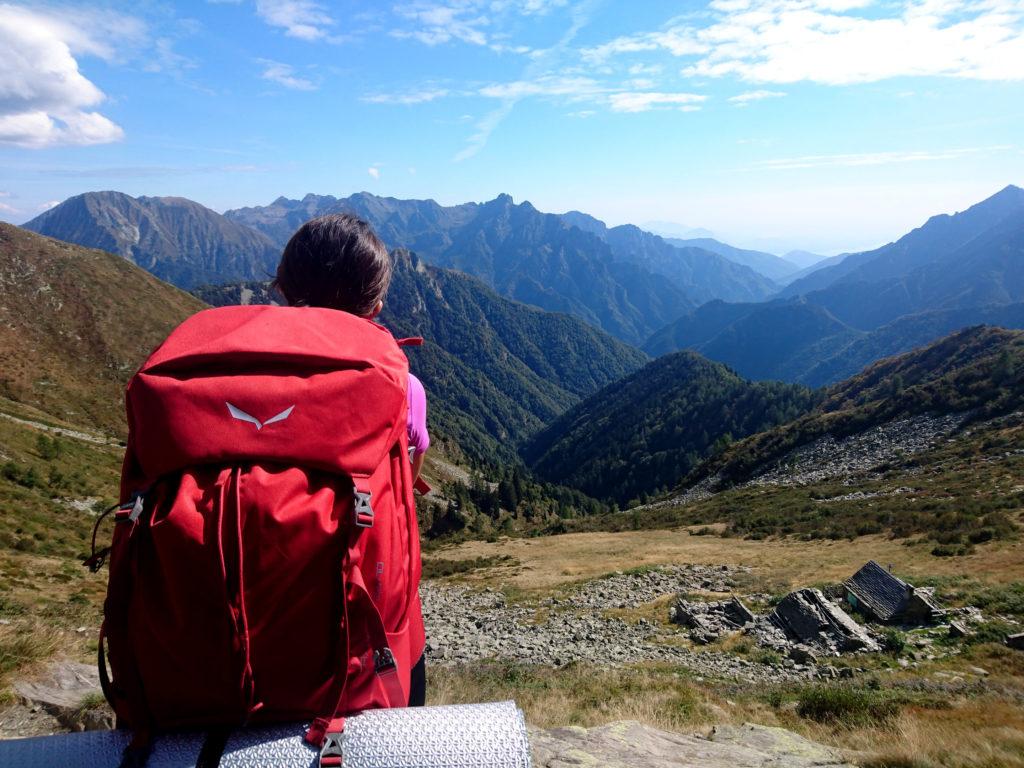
(1, 2, 1024, 767)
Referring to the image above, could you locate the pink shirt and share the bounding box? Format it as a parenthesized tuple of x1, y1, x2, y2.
(407, 373, 430, 455)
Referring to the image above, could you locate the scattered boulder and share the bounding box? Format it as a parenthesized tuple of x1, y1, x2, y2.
(530, 720, 854, 768)
(1007, 632, 1024, 651)
(669, 597, 754, 644)
(770, 588, 880, 654)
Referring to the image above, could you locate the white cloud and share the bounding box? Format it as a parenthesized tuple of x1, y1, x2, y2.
(729, 89, 786, 104)
(750, 144, 1012, 170)
(0, 4, 127, 148)
(368, 166, 381, 179)
(0, 200, 17, 214)
(256, 0, 335, 41)
(259, 60, 318, 90)
(363, 88, 449, 104)
(478, 75, 604, 100)
(38, 200, 61, 211)
(608, 92, 706, 113)
(585, 0, 1024, 84)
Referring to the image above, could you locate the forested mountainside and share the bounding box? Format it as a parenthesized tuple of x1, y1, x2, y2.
(523, 351, 819, 505)
(644, 186, 1024, 384)
(0, 224, 205, 434)
(195, 249, 648, 464)
(23, 192, 280, 289)
(688, 325, 1024, 488)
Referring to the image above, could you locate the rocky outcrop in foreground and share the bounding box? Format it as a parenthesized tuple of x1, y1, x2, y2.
(530, 720, 854, 768)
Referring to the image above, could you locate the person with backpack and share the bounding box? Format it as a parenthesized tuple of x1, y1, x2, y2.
(92, 213, 428, 766)
(272, 213, 430, 706)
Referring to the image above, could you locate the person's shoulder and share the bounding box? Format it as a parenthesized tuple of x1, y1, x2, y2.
(408, 372, 426, 399)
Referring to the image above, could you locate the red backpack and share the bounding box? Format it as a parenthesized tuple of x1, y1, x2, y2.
(89, 305, 425, 759)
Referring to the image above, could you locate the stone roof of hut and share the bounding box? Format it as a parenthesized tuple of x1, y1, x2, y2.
(844, 560, 909, 622)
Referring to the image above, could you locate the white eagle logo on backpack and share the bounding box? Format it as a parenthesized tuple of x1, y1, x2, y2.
(225, 402, 295, 431)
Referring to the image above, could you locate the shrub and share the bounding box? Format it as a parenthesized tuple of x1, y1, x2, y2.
(796, 685, 901, 726)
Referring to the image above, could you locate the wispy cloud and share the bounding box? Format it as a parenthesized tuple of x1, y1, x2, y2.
(391, 0, 570, 50)
(584, 0, 1024, 84)
(750, 145, 1014, 170)
(729, 89, 786, 105)
(256, 0, 337, 41)
(363, 88, 450, 104)
(478, 75, 604, 100)
(259, 60, 318, 91)
(608, 91, 706, 113)
(368, 166, 381, 179)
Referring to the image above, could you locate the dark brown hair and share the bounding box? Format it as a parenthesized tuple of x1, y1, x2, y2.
(274, 213, 391, 316)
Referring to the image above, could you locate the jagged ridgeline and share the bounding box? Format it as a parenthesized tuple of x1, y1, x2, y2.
(523, 352, 821, 505)
(0, 223, 205, 433)
(688, 325, 1024, 489)
(195, 250, 648, 464)
(223, 192, 780, 345)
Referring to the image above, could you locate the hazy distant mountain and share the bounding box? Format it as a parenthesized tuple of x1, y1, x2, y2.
(523, 350, 819, 504)
(665, 237, 798, 283)
(557, 212, 778, 302)
(646, 185, 1024, 385)
(230, 192, 700, 344)
(783, 250, 829, 270)
(644, 299, 862, 381)
(24, 192, 280, 289)
(783, 185, 1024, 300)
(196, 250, 649, 463)
(643, 221, 716, 240)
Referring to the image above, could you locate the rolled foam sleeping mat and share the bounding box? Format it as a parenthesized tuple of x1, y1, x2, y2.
(0, 700, 532, 768)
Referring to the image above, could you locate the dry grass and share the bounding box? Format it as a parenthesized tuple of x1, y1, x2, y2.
(428, 660, 1024, 768)
(432, 530, 1024, 597)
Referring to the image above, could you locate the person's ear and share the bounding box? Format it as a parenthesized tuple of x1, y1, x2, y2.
(369, 299, 384, 319)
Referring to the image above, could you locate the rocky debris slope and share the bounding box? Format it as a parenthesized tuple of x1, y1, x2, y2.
(652, 411, 970, 509)
(530, 720, 854, 768)
(422, 566, 824, 682)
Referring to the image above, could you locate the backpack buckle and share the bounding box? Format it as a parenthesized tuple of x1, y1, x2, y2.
(319, 731, 344, 767)
(353, 490, 374, 528)
(374, 647, 396, 673)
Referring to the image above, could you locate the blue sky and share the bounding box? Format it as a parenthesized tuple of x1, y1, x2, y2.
(1, 0, 1022, 254)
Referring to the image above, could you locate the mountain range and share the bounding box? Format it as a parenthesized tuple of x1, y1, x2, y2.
(23, 191, 280, 289)
(226, 192, 784, 344)
(647, 185, 1024, 383)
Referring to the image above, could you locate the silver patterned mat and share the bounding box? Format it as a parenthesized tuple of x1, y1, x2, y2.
(0, 701, 532, 768)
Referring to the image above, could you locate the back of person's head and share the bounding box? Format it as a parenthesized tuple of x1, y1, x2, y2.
(274, 213, 391, 317)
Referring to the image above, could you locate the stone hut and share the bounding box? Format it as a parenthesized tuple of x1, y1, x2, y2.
(844, 561, 944, 624)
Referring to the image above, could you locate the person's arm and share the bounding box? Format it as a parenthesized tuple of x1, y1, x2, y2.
(407, 373, 430, 483)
